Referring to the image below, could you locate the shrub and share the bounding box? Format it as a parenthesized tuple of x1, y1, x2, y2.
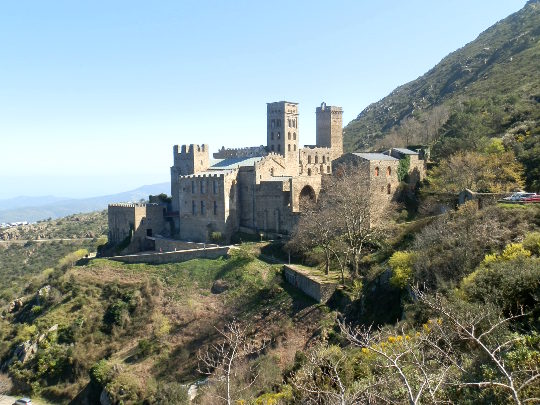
(389, 251, 415, 289)
(523, 232, 540, 256)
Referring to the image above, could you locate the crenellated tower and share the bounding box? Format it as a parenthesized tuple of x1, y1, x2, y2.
(316, 102, 343, 159)
(170, 144, 209, 216)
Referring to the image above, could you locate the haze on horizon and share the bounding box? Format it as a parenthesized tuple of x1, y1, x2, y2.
(0, 0, 527, 199)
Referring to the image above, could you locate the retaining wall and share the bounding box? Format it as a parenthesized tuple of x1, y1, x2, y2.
(283, 265, 337, 303)
(109, 246, 230, 264)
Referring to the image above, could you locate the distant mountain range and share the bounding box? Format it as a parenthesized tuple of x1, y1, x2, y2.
(343, 0, 540, 151)
(0, 183, 170, 223)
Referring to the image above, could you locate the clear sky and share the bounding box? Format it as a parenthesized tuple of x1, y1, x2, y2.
(0, 0, 527, 199)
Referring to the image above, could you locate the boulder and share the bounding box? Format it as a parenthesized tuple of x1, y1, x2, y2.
(211, 279, 229, 294)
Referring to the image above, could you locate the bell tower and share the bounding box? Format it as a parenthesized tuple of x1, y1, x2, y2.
(267, 101, 299, 163)
(316, 102, 343, 159)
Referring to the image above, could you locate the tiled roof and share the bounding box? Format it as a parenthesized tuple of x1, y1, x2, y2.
(352, 153, 398, 161)
(392, 148, 419, 155)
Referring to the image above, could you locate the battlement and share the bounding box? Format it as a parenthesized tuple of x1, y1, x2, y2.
(174, 144, 209, 157)
(316, 102, 343, 114)
(213, 145, 268, 159)
(108, 203, 160, 208)
(180, 171, 231, 179)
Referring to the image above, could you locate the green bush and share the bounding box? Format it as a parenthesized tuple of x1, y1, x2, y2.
(523, 232, 540, 256)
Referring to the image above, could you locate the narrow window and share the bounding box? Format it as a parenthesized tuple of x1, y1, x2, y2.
(271, 145, 275, 151)
(387, 184, 391, 194)
(322, 156, 326, 163)
(375, 167, 379, 176)
(327, 165, 330, 173)
(271, 119, 275, 129)
(201, 200, 206, 215)
(315, 155, 318, 164)
(294, 144, 296, 151)
(191, 180, 195, 193)
(288, 144, 291, 152)
(320, 164, 324, 173)
(213, 180, 218, 194)
(308, 155, 312, 164)
(192, 200, 196, 215)
(308, 168, 312, 176)
(293, 132, 296, 140)
(213, 201, 217, 215)
(387, 166, 392, 176)
(200, 181, 205, 194)
(277, 144, 281, 152)
(288, 132, 291, 140)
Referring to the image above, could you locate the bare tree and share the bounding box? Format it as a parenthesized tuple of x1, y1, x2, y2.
(339, 319, 457, 405)
(323, 166, 387, 279)
(415, 288, 540, 405)
(197, 320, 265, 405)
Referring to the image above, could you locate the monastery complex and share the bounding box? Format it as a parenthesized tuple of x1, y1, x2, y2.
(108, 101, 425, 252)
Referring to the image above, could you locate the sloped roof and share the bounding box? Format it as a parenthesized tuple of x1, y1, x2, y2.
(392, 148, 419, 155)
(352, 152, 398, 161)
(209, 156, 263, 170)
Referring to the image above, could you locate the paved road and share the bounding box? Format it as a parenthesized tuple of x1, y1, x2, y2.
(0, 395, 17, 405)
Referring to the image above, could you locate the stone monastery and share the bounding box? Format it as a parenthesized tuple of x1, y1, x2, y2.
(108, 101, 425, 251)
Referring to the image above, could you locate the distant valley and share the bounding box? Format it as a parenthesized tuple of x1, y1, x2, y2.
(0, 182, 170, 223)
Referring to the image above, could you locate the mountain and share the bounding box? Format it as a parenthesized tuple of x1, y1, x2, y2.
(343, 0, 540, 151)
(0, 182, 170, 223)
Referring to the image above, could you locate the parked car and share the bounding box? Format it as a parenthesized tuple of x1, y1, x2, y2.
(13, 399, 32, 405)
(503, 192, 536, 201)
(522, 195, 540, 203)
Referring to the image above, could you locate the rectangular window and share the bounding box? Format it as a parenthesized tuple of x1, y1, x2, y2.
(213, 180, 218, 194)
(191, 181, 195, 193)
(213, 200, 217, 215)
(201, 200, 206, 215)
(192, 200, 196, 215)
(200, 181, 205, 194)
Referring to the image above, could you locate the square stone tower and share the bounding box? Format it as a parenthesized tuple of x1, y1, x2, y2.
(316, 102, 343, 159)
(267, 101, 299, 165)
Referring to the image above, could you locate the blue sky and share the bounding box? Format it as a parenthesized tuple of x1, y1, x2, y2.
(0, 0, 527, 198)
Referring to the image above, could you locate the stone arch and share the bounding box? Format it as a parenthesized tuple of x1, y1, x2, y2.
(299, 185, 316, 207)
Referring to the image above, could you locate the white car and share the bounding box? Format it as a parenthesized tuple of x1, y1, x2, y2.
(13, 398, 32, 405)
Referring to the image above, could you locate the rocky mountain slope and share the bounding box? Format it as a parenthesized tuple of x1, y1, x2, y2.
(343, 0, 540, 151)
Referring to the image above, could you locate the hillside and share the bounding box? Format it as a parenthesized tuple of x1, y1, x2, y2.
(343, 0, 540, 152)
(0, 183, 169, 223)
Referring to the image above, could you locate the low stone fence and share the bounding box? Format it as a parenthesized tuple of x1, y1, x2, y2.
(109, 246, 230, 265)
(151, 237, 216, 252)
(283, 265, 337, 303)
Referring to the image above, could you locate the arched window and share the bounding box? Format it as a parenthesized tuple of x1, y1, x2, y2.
(322, 156, 326, 163)
(293, 132, 296, 140)
(288, 144, 291, 152)
(288, 132, 291, 140)
(277, 132, 281, 139)
(288, 119, 291, 127)
(191, 181, 195, 193)
(308, 155, 312, 164)
(271, 120, 275, 129)
(327, 165, 330, 173)
(307, 168, 312, 176)
(387, 166, 392, 176)
(375, 166, 379, 176)
(387, 184, 391, 194)
(315, 155, 319, 164)
(192, 200, 196, 215)
(213, 201, 217, 215)
(320, 164, 324, 173)
(294, 145, 296, 151)
(201, 200, 206, 215)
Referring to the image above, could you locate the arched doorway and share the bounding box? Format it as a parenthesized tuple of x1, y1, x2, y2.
(299, 185, 316, 211)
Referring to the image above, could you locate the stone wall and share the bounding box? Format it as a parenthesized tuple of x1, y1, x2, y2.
(109, 246, 230, 264)
(178, 171, 239, 242)
(283, 265, 337, 303)
(299, 147, 333, 176)
(153, 237, 214, 252)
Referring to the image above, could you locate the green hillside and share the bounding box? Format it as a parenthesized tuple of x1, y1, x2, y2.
(343, 0, 540, 152)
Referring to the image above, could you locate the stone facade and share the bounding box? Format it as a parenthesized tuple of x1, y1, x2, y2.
(107, 100, 426, 252)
